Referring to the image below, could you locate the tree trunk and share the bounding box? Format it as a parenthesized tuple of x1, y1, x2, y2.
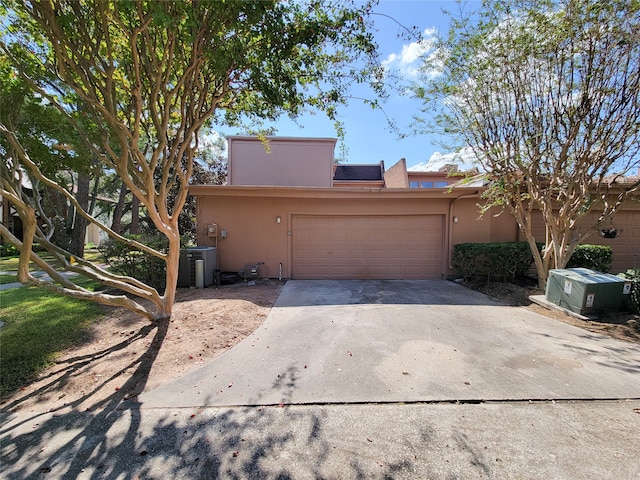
(159, 229, 181, 319)
(111, 181, 128, 234)
(69, 173, 90, 257)
(88, 171, 100, 216)
(130, 195, 140, 234)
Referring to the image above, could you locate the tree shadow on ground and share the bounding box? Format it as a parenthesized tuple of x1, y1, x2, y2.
(1, 317, 169, 478)
(0, 321, 158, 415)
(561, 334, 640, 375)
(1, 357, 434, 479)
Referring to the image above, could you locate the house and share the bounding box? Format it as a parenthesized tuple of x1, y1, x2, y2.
(190, 136, 640, 280)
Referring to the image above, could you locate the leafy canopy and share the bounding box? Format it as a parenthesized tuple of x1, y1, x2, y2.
(416, 0, 640, 286)
(0, 0, 385, 320)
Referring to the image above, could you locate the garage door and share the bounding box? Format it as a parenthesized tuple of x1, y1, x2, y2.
(292, 215, 443, 279)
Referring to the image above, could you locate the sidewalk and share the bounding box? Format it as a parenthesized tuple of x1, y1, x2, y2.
(2, 400, 639, 479)
(0, 269, 97, 291)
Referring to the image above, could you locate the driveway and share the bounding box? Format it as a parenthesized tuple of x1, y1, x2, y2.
(141, 280, 640, 408)
(5, 280, 640, 479)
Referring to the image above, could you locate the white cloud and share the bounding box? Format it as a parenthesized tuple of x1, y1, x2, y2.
(408, 147, 479, 172)
(382, 28, 440, 79)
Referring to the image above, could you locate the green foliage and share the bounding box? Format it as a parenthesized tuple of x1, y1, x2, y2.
(98, 234, 168, 290)
(1, 0, 387, 319)
(566, 245, 613, 273)
(418, 0, 640, 288)
(0, 243, 19, 257)
(619, 269, 640, 313)
(0, 286, 103, 397)
(453, 242, 536, 281)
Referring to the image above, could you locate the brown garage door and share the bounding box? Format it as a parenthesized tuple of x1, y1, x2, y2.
(292, 215, 443, 279)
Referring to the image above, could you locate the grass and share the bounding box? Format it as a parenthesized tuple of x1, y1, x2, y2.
(0, 248, 105, 286)
(0, 269, 106, 398)
(0, 248, 104, 272)
(0, 274, 17, 284)
(0, 288, 105, 398)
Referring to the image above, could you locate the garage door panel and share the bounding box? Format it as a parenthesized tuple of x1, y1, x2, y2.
(292, 215, 443, 279)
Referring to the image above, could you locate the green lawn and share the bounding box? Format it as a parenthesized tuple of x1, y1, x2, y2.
(0, 276, 105, 398)
(0, 248, 104, 271)
(0, 273, 17, 284)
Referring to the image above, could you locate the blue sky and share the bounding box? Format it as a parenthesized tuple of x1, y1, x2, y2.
(262, 0, 480, 171)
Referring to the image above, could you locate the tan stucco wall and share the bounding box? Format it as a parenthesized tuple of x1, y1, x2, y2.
(191, 187, 475, 277)
(227, 136, 336, 187)
(384, 159, 409, 188)
(192, 187, 511, 279)
(194, 185, 640, 279)
(525, 202, 640, 274)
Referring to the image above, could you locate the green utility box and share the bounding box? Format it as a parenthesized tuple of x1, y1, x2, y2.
(545, 268, 632, 315)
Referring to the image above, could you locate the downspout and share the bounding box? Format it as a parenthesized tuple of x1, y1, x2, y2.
(447, 191, 481, 271)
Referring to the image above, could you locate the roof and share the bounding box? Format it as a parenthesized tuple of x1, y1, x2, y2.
(227, 135, 337, 144)
(333, 164, 384, 182)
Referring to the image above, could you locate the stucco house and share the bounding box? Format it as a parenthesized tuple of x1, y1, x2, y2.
(190, 136, 640, 280)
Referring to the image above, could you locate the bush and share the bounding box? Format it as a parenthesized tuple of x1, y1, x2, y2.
(453, 242, 536, 281)
(619, 269, 640, 313)
(98, 233, 168, 290)
(0, 243, 19, 257)
(566, 245, 612, 273)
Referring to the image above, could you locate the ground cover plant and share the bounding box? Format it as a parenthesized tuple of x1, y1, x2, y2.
(0, 273, 16, 283)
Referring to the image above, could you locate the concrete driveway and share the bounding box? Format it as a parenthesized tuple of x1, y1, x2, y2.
(141, 280, 640, 408)
(5, 280, 640, 479)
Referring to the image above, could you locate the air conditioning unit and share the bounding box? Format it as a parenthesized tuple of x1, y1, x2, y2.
(545, 268, 631, 315)
(177, 246, 217, 287)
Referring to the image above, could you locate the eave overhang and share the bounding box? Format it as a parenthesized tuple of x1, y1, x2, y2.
(189, 184, 484, 200)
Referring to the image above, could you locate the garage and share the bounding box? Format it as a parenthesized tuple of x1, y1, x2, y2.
(291, 214, 444, 279)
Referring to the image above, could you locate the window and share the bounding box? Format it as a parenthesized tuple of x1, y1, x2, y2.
(409, 181, 419, 188)
(435, 181, 448, 188)
(420, 181, 433, 188)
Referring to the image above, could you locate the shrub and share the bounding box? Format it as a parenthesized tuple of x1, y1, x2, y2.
(0, 243, 19, 257)
(619, 269, 640, 313)
(98, 233, 168, 290)
(566, 244, 612, 273)
(453, 242, 536, 281)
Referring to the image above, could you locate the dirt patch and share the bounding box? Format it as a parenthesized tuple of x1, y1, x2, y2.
(1, 280, 283, 415)
(3, 277, 638, 415)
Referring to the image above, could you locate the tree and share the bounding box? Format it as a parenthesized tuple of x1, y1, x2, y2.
(0, 52, 100, 257)
(0, 0, 384, 320)
(416, 0, 640, 288)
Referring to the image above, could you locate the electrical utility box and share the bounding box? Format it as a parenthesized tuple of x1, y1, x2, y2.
(177, 246, 217, 287)
(545, 268, 631, 315)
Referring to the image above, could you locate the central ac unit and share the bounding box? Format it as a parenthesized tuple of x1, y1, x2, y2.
(177, 246, 217, 287)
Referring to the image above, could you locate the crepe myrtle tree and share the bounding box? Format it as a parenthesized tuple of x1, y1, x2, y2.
(0, 47, 102, 259)
(0, 0, 386, 320)
(415, 0, 640, 288)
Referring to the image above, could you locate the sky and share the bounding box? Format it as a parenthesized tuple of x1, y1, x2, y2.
(254, 0, 482, 172)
